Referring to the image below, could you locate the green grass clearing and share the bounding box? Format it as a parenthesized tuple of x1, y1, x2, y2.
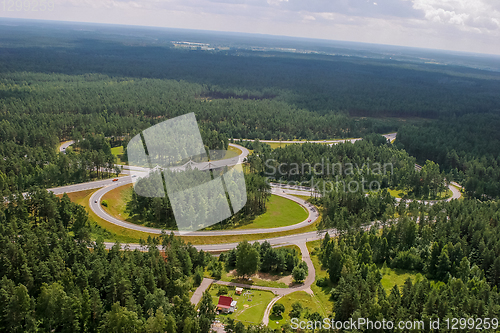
(268, 291, 327, 330)
(209, 285, 275, 325)
(231, 195, 308, 230)
(104, 184, 308, 231)
(388, 189, 408, 198)
(266, 142, 296, 149)
(306, 240, 334, 316)
(388, 188, 452, 200)
(61, 187, 320, 245)
(102, 183, 134, 222)
(111, 146, 126, 165)
(379, 265, 421, 293)
(292, 194, 316, 201)
(226, 145, 242, 158)
(209, 262, 293, 288)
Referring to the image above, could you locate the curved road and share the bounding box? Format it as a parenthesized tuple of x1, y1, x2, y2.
(59, 140, 75, 153)
(245, 132, 397, 146)
(84, 141, 319, 236)
(88, 181, 319, 236)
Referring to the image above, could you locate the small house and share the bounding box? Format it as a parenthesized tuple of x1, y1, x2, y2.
(235, 287, 243, 295)
(217, 295, 237, 313)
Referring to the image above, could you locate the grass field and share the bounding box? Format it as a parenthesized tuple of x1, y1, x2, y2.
(306, 240, 334, 316)
(266, 142, 297, 149)
(111, 146, 126, 165)
(102, 183, 309, 230)
(268, 291, 327, 329)
(379, 265, 421, 293)
(181, 204, 320, 245)
(209, 285, 275, 325)
(388, 188, 452, 200)
(59, 189, 95, 206)
(209, 261, 297, 288)
(62, 186, 320, 245)
(292, 194, 315, 201)
(227, 145, 242, 158)
(232, 195, 308, 230)
(216, 271, 291, 289)
(101, 183, 134, 222)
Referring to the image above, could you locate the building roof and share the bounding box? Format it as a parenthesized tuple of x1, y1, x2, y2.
(217, 296, 233, 309)
(235, 287, 243, 292)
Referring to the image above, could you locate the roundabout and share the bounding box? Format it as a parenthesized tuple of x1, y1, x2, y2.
(87, 142, 320, 236)
(89, 180, 320, 236)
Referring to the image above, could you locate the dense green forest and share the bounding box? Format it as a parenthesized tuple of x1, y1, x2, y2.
(318, 198, 500, 330)
(0, 71, 397, 196)
(0, 190, 280, 333)
(2, 24, 500, 118)
(0, 190, 202, 332)
(397, 113, 500, 199)
(246, 138, 447, 199)
(0, 131, 119, 193)
(220, 241, 306, 279)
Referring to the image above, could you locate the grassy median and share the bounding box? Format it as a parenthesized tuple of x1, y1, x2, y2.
(101, 184, 309, 230)
(61, 188, 321, 245)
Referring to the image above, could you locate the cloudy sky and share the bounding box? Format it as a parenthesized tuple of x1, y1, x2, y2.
(2, 0, 500, 55)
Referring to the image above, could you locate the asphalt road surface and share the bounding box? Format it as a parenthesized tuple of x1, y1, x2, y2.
(59, 140, 75, 153)
(244, 132, 396, 146)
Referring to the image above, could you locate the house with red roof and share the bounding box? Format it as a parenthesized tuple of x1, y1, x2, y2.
(217, 295, 237, 313)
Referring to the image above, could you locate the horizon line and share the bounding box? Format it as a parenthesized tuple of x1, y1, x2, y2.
(2, 16, 500, 59)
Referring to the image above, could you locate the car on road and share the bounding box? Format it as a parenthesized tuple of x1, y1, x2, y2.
(112, 178, 119, 182)
(94, 200, 97, 203)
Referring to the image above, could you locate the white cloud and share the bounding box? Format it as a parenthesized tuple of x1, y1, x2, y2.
(267, 0, 288, 5)
(64, 0, 145, 10)
(412, 0, 500, 32)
